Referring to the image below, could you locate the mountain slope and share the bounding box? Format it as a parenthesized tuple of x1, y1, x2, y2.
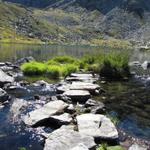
(0, 0, 150, 45)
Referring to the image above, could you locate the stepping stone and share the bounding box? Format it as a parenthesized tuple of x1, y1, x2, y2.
(57, 82, 100, 94)
(23, 100, 68, 126)
(51, 113, 72, 124)
(77, 114, 118, 141)
(63, 90, 91, 102)
(70, 82, 100, 93)
(66, 73, 98, 83)
(44, 126, 96, 150)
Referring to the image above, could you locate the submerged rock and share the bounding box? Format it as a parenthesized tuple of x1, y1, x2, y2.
(28, 80, 55, 95)
(5, 84, 30, 98)
(77, 114, 118, 141)
(63, 90, 91, 102)
(23, 100, 68, 126)
(0, 88, 9, 103)
(0, 69, 14, 87)
(16, 56, 35, 65)
(44, 126, 96, 150)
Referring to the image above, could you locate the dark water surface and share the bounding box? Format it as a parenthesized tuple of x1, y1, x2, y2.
(0, 44, 150, 149)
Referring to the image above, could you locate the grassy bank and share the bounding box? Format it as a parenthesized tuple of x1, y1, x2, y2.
(21, 52, 130, 80)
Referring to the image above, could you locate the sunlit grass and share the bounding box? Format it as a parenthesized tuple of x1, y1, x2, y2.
(21, 52, 130, 80)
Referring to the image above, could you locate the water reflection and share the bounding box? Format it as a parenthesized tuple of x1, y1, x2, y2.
(0, 44, 105, 62)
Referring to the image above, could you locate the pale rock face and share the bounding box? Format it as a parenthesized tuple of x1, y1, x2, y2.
(23, 100, 68, 126)
(44, 126, 96, 150)
(0, 69, 14, 86)
(77, 114, 118, 140)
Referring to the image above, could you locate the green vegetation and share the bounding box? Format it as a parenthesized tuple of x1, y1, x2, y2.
(21, 52, 130, 80)
(21, 62, 47, 75)
(97, 144, 124, 150)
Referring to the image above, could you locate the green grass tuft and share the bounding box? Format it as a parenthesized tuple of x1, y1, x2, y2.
(21, 52, 130, 80)
(51, 56, 76, 64)
(21, 61, 47, 75)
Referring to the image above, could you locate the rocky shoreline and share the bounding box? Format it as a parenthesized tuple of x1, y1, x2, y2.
(0, 57, 149, 150)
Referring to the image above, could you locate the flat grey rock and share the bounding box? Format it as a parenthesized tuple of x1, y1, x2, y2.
(23, 100, 68, 126)
(57, 82, 100, 94)
(77, 114, 118, 140)
(44, 126, 96, 150)
(70, 82, 100, 92)
(0, 69, 14, 87)
(51, 113, 72, 124)
(63, 90, 91, 102)
(66, 73, 98, 83)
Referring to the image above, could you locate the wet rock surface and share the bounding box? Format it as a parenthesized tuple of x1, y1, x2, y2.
(77, 114, 118, 141)
(0, 69, 14, 87)
(0, 59, 149, 150)
(44, 126, 96, 150)
(23, 100, 68, 126)
(63, 90, 91, 102)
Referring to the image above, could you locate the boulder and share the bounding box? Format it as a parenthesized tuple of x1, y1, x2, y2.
(77, 114, 118, 141)
(0, 69, 14, 87)
(85, 99, 106, 114)
(23, 100, 68, 126)
(0, 88, 9, 103)
(85, 99, 105, 107)
(51, 113, 72, 125)
(44, 126, 96, 150)
(16, 56, 35, 65)
(63, 90, 91, 102)
(129, 143, 148, 150)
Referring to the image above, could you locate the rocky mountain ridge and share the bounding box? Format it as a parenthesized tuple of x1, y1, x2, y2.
(0, 0, 150, 44)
